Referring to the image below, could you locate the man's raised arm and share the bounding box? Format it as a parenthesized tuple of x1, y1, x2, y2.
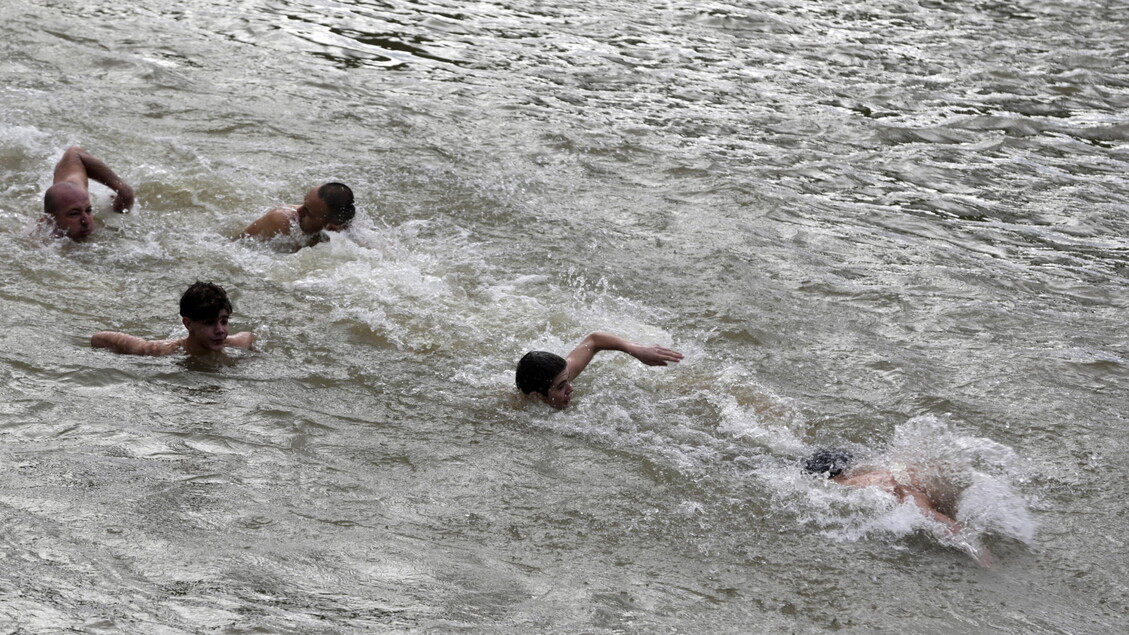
(54, 146, 134, 212)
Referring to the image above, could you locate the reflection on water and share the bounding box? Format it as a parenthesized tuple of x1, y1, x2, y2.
(1, 0, 1128, 631)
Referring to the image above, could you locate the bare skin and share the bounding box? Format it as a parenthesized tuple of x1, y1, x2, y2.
(92, 309, 254, 357)
(42, 146, 134, 241)
(833, 468, 996, 568)
(239, 185, 341, 247)
(535, 332, 684, 408)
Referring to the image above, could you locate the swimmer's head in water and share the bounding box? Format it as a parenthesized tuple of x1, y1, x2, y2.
(180, 281, 233, 322)
(296, 183, 355, 234)
(318, 182, 355, 229)
(516, 351, 567, 397)
(43, 182, 94, 240)
(803, 448, 853, 478)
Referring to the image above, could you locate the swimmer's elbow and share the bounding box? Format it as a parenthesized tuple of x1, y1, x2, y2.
(91, 331, 143, 355)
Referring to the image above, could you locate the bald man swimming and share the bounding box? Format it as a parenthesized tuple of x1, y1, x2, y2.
(42, 146, 135, 240)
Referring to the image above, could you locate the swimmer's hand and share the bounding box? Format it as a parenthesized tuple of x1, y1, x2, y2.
(565, 333, 684, 381)
(111, 181, 135, 213)
(629, 344, 684, 366)
(967, 543, 997, 569)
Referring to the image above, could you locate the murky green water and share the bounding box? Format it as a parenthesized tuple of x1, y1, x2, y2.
(1, 0, 1127, 631)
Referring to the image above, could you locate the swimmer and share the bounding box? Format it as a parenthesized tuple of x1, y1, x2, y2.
(91, 282, 254, 357)
(42, 146, 135, 241)
(239, 182, 355, 248)
(516, 332, 683, 408)
(803, 449, 996, 568)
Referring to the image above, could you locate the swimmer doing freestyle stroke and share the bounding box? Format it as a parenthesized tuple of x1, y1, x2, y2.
(516, 332, 683, 408)
(41, 146, 135, 241)
(803, 448, 996, 568)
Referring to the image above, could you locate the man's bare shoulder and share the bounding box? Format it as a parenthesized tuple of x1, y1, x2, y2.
(240, 206, 297, 239)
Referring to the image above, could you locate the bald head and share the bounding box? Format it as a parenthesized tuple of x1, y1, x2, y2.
(44, 181, 90, 216)
(43, 181, 94, 240)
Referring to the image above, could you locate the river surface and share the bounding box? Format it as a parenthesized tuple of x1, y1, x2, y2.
(1, 0, 1127, 632)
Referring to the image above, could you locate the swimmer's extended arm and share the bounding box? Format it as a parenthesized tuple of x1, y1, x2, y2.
(91, 332, 175, 356)
(900, 486, 997, 568)
(54, 147, 134, 212)
(564, 332, 683, 381)
(900, 487, 962, 535)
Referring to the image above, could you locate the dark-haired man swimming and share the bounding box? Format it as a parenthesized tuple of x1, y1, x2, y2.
(516, 332, 683, 408)
(804, 449, 996, 567)
(41, 146, 134, 241)
(91, 282, 254, 357)
(239, 182, 355, 248)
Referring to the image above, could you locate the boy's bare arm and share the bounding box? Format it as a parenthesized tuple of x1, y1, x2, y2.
(91, 331, 176, 356)
(564, 332, 683, 380)
(626, 341, 684, 366)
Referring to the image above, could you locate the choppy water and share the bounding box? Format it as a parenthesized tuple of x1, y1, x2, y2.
(1, 0, 1127, 632)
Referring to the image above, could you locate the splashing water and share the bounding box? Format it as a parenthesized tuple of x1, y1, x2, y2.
(772, 415, 1035, 556)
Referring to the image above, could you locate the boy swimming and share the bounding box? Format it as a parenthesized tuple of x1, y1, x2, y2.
(91, 282, 254, 357)
(516, 332, 683, 408)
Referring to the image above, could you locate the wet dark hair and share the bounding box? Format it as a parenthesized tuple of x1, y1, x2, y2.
(318, 182, 355, 227)
(179, 281, 233, 322)
(516, 351, 567, 396)
(803, 448, 853, 478)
